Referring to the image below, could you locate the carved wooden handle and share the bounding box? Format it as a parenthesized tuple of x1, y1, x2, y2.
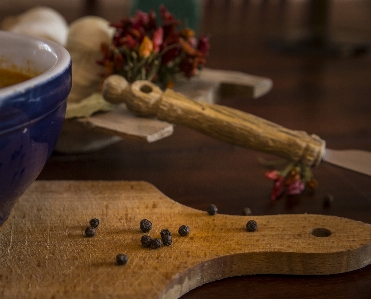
(103, 76, 326, 167)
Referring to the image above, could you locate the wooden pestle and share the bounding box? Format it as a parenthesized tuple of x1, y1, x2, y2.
(102, 75, 326, 167)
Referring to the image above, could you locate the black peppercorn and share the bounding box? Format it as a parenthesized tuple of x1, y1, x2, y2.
(161, 234, 172, 246)
(89, 218, 99, 228)
(160, 229, 172, 246)
(160, 229, 171, 237)
(116, 254, 128, 265)
(323, 194, 334, 208)
(246, 220, 258, 232)
(150, 238, 162, 249)
(178, 225, 190, 236)
(207, 204, 218, 215)
(140, 219, 152, 233)
(141, 235, 152, 248)
(85, 226, 96, 237)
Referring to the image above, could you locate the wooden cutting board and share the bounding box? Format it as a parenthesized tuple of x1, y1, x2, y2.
(1, 181, 371, 299)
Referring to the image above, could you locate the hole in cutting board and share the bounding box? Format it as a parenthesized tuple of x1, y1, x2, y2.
(140, 84, 153, 93)
(311, 228, 332, 237)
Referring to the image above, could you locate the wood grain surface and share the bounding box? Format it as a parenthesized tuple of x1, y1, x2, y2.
(1, 181, 371, 299)
(159, 84, 325, 167)
(102, 77, 325, 167)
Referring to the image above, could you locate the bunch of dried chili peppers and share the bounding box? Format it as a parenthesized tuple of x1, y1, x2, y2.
(265, 162, 318, 200)
(98, 5, 209, 88)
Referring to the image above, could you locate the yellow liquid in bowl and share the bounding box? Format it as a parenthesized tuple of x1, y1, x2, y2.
(0, 68, 32, 89)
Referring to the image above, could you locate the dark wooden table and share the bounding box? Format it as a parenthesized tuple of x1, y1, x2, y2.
(10, 0, 369, 298)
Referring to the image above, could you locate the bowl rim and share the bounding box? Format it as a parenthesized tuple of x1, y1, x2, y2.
(0, 30, 71, 100)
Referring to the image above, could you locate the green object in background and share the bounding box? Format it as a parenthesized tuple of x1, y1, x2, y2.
(130, 0, 202, 32)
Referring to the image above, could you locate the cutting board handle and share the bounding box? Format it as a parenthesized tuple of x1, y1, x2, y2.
(103, 76, 326, 167)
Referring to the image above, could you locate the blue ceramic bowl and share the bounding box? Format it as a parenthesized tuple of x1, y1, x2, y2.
(0, 31, 72, 225)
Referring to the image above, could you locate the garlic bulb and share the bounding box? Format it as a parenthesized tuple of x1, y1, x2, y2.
(66, 16, 115, 103)
(0, 6, 68, 45)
